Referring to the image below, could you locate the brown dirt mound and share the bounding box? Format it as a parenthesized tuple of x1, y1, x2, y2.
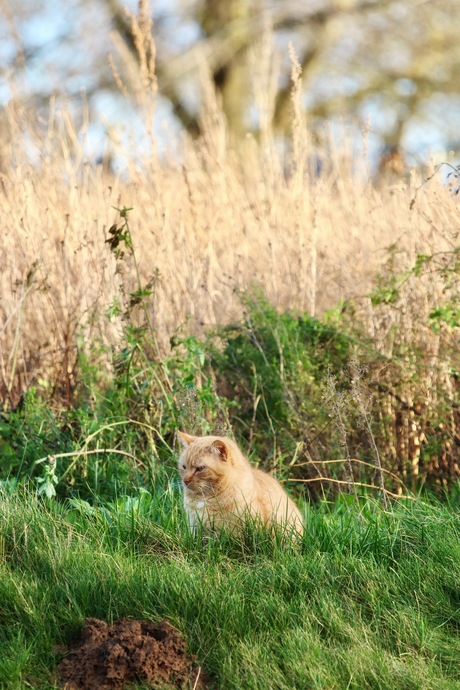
(57, 618, 208, 690)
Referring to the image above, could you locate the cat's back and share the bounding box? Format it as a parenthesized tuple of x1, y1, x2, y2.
(252, 466, 285, 493)
(251, 466, 304, 533)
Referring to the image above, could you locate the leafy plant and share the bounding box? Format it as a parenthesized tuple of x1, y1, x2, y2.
(36, 456, 58, 499)
(205, 292, 353, 489)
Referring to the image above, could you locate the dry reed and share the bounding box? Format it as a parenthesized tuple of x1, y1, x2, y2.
(1, 13, 459, 439)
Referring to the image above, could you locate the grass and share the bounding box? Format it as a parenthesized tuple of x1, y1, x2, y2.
(1, 10, 460, 687)
(1, 486, 459, 689)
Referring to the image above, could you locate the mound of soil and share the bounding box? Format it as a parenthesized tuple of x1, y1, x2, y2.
(57, 618, 207, 690)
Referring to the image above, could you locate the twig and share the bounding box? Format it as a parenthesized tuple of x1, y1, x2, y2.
(192, 666, 202, 690)
(324, 371, 361, 510)
(295, 457, 406, 484)
(289, 476, 415, 501)
(410, 161, 459, 210)
(349, 358, 389, 510)
(34, 448, 146, 482)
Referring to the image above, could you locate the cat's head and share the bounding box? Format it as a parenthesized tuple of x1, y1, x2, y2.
(177, 432, 235, 495)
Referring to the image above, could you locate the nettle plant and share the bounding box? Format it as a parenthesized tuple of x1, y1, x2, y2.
(105, 206, 227, 426)
(105, 206, 158, 358)
(104, 207, 228, 452)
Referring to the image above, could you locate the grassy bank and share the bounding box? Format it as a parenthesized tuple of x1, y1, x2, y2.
(1, 488, 459, 689)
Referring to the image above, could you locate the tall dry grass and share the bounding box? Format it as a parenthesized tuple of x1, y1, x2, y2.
(0, 9, 459, 447)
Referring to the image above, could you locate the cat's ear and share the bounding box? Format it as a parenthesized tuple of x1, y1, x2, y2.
(210, 439, 228, 461)
(178, 431, 197, 447)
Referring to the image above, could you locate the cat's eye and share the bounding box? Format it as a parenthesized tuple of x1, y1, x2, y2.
(196, 465, 205, 472)
(182, 464, 186, 470)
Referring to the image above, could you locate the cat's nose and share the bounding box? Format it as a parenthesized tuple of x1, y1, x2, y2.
(183, 475, 193, 485)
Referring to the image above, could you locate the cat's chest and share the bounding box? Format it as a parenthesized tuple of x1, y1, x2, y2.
(184, 494, 208, 523)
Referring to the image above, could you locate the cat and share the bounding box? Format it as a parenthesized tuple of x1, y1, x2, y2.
(178, 431, 304, 536)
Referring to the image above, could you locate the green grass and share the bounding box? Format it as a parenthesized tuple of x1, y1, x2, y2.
(0, 486, 459, 689)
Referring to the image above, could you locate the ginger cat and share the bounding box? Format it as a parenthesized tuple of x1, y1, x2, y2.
(178, 432, 304, 536)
